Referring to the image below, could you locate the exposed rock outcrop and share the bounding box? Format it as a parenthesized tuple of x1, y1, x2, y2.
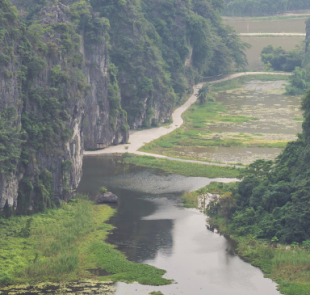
(0, 2, 128, 211)
(96, 192, 118, 204)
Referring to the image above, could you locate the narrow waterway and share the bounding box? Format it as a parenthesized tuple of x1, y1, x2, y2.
(78, 156, 280, 295)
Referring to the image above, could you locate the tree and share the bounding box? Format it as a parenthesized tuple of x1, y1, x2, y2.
(198, 84, 209, 104)
(0, 107, 24, 175)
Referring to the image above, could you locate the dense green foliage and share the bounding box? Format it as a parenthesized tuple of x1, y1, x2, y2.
(208, 89, 310, 244)
(286, 66, 310, 94)
(198, 84, 212, 104)
(0, 0, 248, 214)
(224, 0, 310, 17)
(0, 197, 171, 286)
(262, 18, 310, 94)
(261, 45, 303, 72)
(89, 0, 249, 126)
(0, 0, 128, 214)
(0, 108, 24, 175)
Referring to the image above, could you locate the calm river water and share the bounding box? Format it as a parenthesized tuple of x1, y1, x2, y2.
(78, 156, 280, 295)
(77, 16, 302, 295)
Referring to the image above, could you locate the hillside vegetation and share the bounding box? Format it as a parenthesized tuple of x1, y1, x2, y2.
(224, 0, 310, 17)
(205, 89, 310, 294)
(0, 0, 249, 215)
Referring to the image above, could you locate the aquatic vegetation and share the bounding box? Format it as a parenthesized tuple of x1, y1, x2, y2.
(121, 154, 240, 178)
(0, 196, 171, 288)
(140, 79, 302, 165)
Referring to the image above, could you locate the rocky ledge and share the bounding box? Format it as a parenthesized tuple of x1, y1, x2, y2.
(96, 192, 118, 204)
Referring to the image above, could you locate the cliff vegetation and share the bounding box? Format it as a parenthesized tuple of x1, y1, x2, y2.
(0, 0, 248, 214)
(203, 89, 310, 294)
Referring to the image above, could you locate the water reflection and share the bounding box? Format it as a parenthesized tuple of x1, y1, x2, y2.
(78, 156, 280, 295)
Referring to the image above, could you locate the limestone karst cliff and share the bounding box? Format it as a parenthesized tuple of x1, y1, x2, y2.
(0, 1, 128, 212)
(0, 0, 247, 213)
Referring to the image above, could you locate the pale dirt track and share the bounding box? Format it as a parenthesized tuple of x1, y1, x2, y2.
(84, 72, 292, 167)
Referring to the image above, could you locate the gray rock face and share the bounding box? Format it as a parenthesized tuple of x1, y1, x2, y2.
(0, 3, 128, 211)
(96, 192, 118, 204)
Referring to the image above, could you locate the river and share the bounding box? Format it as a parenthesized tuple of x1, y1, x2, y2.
(75, 17, 305, 295)
(78, 156, 280, 295)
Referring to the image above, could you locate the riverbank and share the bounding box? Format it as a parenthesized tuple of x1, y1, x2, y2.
(182, 182, 310, 295)
(0, 196, 171, 292)
(140, 76, 301, 165)
(121, 154, 241, 178)
(239, 33, 306, 36)
(84, 73, 292, 167)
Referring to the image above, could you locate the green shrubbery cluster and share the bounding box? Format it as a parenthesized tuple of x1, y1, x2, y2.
(261, 44, 303, 72)
(0, 0, 109, 214)
(89, 0, 248, 126)
(208, 89, 310, 244)
(260, 18, 310, 94)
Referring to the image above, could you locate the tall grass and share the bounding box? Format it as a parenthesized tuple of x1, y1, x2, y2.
(211, 74, 289, 92)
(122, 154, 240, 178)
(0, 197, 171, 286)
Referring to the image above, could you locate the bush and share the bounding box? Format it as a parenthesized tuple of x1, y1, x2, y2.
(286, 67, 310, 95)
(99, 186, 108, 193)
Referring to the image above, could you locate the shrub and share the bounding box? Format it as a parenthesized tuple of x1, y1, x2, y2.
(99, 186, 108, 193)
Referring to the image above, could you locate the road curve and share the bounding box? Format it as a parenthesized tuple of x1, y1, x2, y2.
(84, 72, 292, 166)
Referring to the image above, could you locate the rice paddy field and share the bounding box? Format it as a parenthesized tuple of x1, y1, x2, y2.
(141, 79, 303, 165)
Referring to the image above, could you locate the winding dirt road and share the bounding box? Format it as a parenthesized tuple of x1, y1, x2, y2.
(84, 72, 292, 166)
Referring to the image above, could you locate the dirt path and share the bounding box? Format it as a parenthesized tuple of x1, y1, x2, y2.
(239, 33, 306, 36)
(84, 72, 292, 166)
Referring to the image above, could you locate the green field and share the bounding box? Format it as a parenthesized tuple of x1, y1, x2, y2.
(0, 196, 171, 288)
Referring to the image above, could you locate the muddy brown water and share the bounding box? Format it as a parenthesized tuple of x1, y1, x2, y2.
(76, 156, 280, 295)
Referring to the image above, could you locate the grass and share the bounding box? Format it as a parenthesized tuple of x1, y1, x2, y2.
(138, 75, 293, 164)
(140, 100, 287, 155)
(192, 182, 310, 295)
(0, 196, 171, 287)
(210, 74, 289, 92)
(294, 117, 304, 121)
(182, 182, 237, 209)
(121, 154, 240, 178)
(182, 191, 199, 208)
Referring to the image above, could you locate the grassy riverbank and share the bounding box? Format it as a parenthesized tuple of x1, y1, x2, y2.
(0, 196, 171, 288)
(139, 75, 296, 165)
(121, 154, 240, 178)
(183, 182, 310, 295)
(211, 74, 290, 92)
